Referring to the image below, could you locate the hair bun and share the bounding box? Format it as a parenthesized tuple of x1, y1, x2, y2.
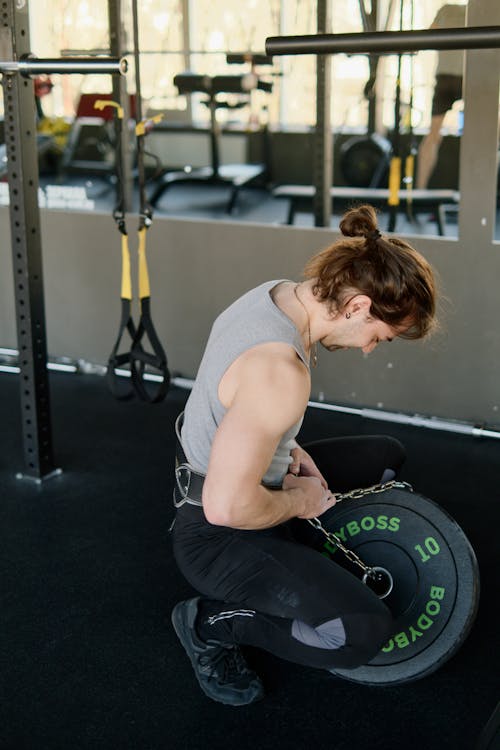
(367, 229, 382, 242)
(339, 204, 379, 238)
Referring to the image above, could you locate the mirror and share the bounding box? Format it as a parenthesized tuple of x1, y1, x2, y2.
(1, 0, 497, 242)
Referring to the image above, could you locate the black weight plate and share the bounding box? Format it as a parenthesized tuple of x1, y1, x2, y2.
(316, 487, 480, 685)
(339, 134, 391, 187)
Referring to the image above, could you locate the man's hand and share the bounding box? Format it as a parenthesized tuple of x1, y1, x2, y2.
(282, 473, 337, 519)
(289, 445, 328, 488)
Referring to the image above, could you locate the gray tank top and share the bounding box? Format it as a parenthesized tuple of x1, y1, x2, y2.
(181, 279, 309, 486)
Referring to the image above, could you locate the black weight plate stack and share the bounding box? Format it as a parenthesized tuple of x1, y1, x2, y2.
(317, 487, 480, 685)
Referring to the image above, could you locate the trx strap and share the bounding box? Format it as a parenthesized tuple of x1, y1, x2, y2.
(103, 2, 170, 404)
(128, 0, 170, 403)
(387, 66, 402, 214)
(100, 98, 140, 401)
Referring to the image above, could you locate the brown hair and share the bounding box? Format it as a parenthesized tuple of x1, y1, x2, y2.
(303, 204, 437, 339)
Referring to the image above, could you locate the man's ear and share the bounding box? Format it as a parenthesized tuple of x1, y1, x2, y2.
(346, 295, 372, 316)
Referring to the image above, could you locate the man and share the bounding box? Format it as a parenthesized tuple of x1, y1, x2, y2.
(171, 204, 437, 706)
(416, 3, 467, 189)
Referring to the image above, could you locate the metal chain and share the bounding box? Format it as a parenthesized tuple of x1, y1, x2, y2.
(307, 480, 413, 578)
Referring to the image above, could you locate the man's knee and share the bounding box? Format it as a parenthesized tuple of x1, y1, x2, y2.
(292, 616, 346, 650)
(333, 609, 393, 669)
(292, 607, 393, 671)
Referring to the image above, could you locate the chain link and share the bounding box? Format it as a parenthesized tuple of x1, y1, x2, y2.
(307, 480, 413, 579)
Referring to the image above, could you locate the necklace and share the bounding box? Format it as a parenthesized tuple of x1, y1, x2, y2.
(294, 284, 318, 368)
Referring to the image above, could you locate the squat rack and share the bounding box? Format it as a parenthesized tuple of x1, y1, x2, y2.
(2, 0, 126, 482)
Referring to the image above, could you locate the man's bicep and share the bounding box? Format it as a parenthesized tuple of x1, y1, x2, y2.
(207, 397, 285, 488)
(207, 366, 307, 487)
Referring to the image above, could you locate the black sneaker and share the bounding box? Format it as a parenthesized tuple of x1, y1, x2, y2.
(171, 597, 264, 706)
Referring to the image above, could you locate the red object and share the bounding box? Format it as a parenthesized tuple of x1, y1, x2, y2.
(34, 76, 53, 98)
(75, 93, 137, 120)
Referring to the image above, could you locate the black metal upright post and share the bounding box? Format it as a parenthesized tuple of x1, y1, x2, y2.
(108, 0, 133, 211)
(358, 0, 379, 134)
(1, 0, 59, 482)
(209, 98, 220, 177)
(313, 0, 332, 227)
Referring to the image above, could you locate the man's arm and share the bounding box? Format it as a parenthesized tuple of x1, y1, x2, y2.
(201, 346, 336, 529)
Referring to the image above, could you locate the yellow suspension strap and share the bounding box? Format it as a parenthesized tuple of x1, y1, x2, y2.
(387, 71, 402, 232)
(107, 217, 146, 400)
(128, 0, 170, 403)
(386, 79, 402, 232)
(404, 150, 415, 221)
(128, 207, 170, 403)
(97, 99, 142, 400)
(388, 156, 401, 207)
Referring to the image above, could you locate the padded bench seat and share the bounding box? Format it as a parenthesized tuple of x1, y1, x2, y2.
(272, 185, 460, 235)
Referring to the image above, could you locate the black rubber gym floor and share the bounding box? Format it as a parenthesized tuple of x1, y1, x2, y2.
(0, 371, 498, 750)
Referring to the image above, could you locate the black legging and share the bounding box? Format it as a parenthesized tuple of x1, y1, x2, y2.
(171, 435, 405, 671)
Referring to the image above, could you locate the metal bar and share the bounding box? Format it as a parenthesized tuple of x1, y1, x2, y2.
(313, 0, 332, 228)
(131, 0, 153, 224)
(266, 25, 500, 56)
(108, 0, 133, 212)
(387, 0, 404, 233)
(61, 48, 251, 56)
(0, 56, 128, 76)
(362, 0, 379, 134)
(181, 0, 193, 121)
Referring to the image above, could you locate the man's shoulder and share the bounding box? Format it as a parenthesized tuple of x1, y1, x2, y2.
(218, 279, 288, 318)
(238, 343, 310, 402)
(230, 344, 309, 435)
(242, 341, 309, 376)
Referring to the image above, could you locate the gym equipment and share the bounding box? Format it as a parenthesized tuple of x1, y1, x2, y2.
(266, 23, 500, 228)
(272, 184, 459, 234)
(149, 60, 273, 213)
(403, 0, 419, 223)
(60, 116, 115, 176)
(339, 133, 391, 188)
(306, 482, 479, 685)
(61, 93, 137, 179)
(385, 0, 418, 231)
(338, 0, 394, 190)
(0, 56, 127, 76)
(105, 0, 170, 404)
(339, 0, 422, 229)
(1, 0, 128, 480)
(265, 26, 500, 56)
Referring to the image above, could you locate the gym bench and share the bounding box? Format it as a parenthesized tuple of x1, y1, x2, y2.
(149, 71, 272, 214)
(272, 185, 460, 235)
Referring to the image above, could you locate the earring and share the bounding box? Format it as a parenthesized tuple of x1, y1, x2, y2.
(345, 312, 351, 319)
